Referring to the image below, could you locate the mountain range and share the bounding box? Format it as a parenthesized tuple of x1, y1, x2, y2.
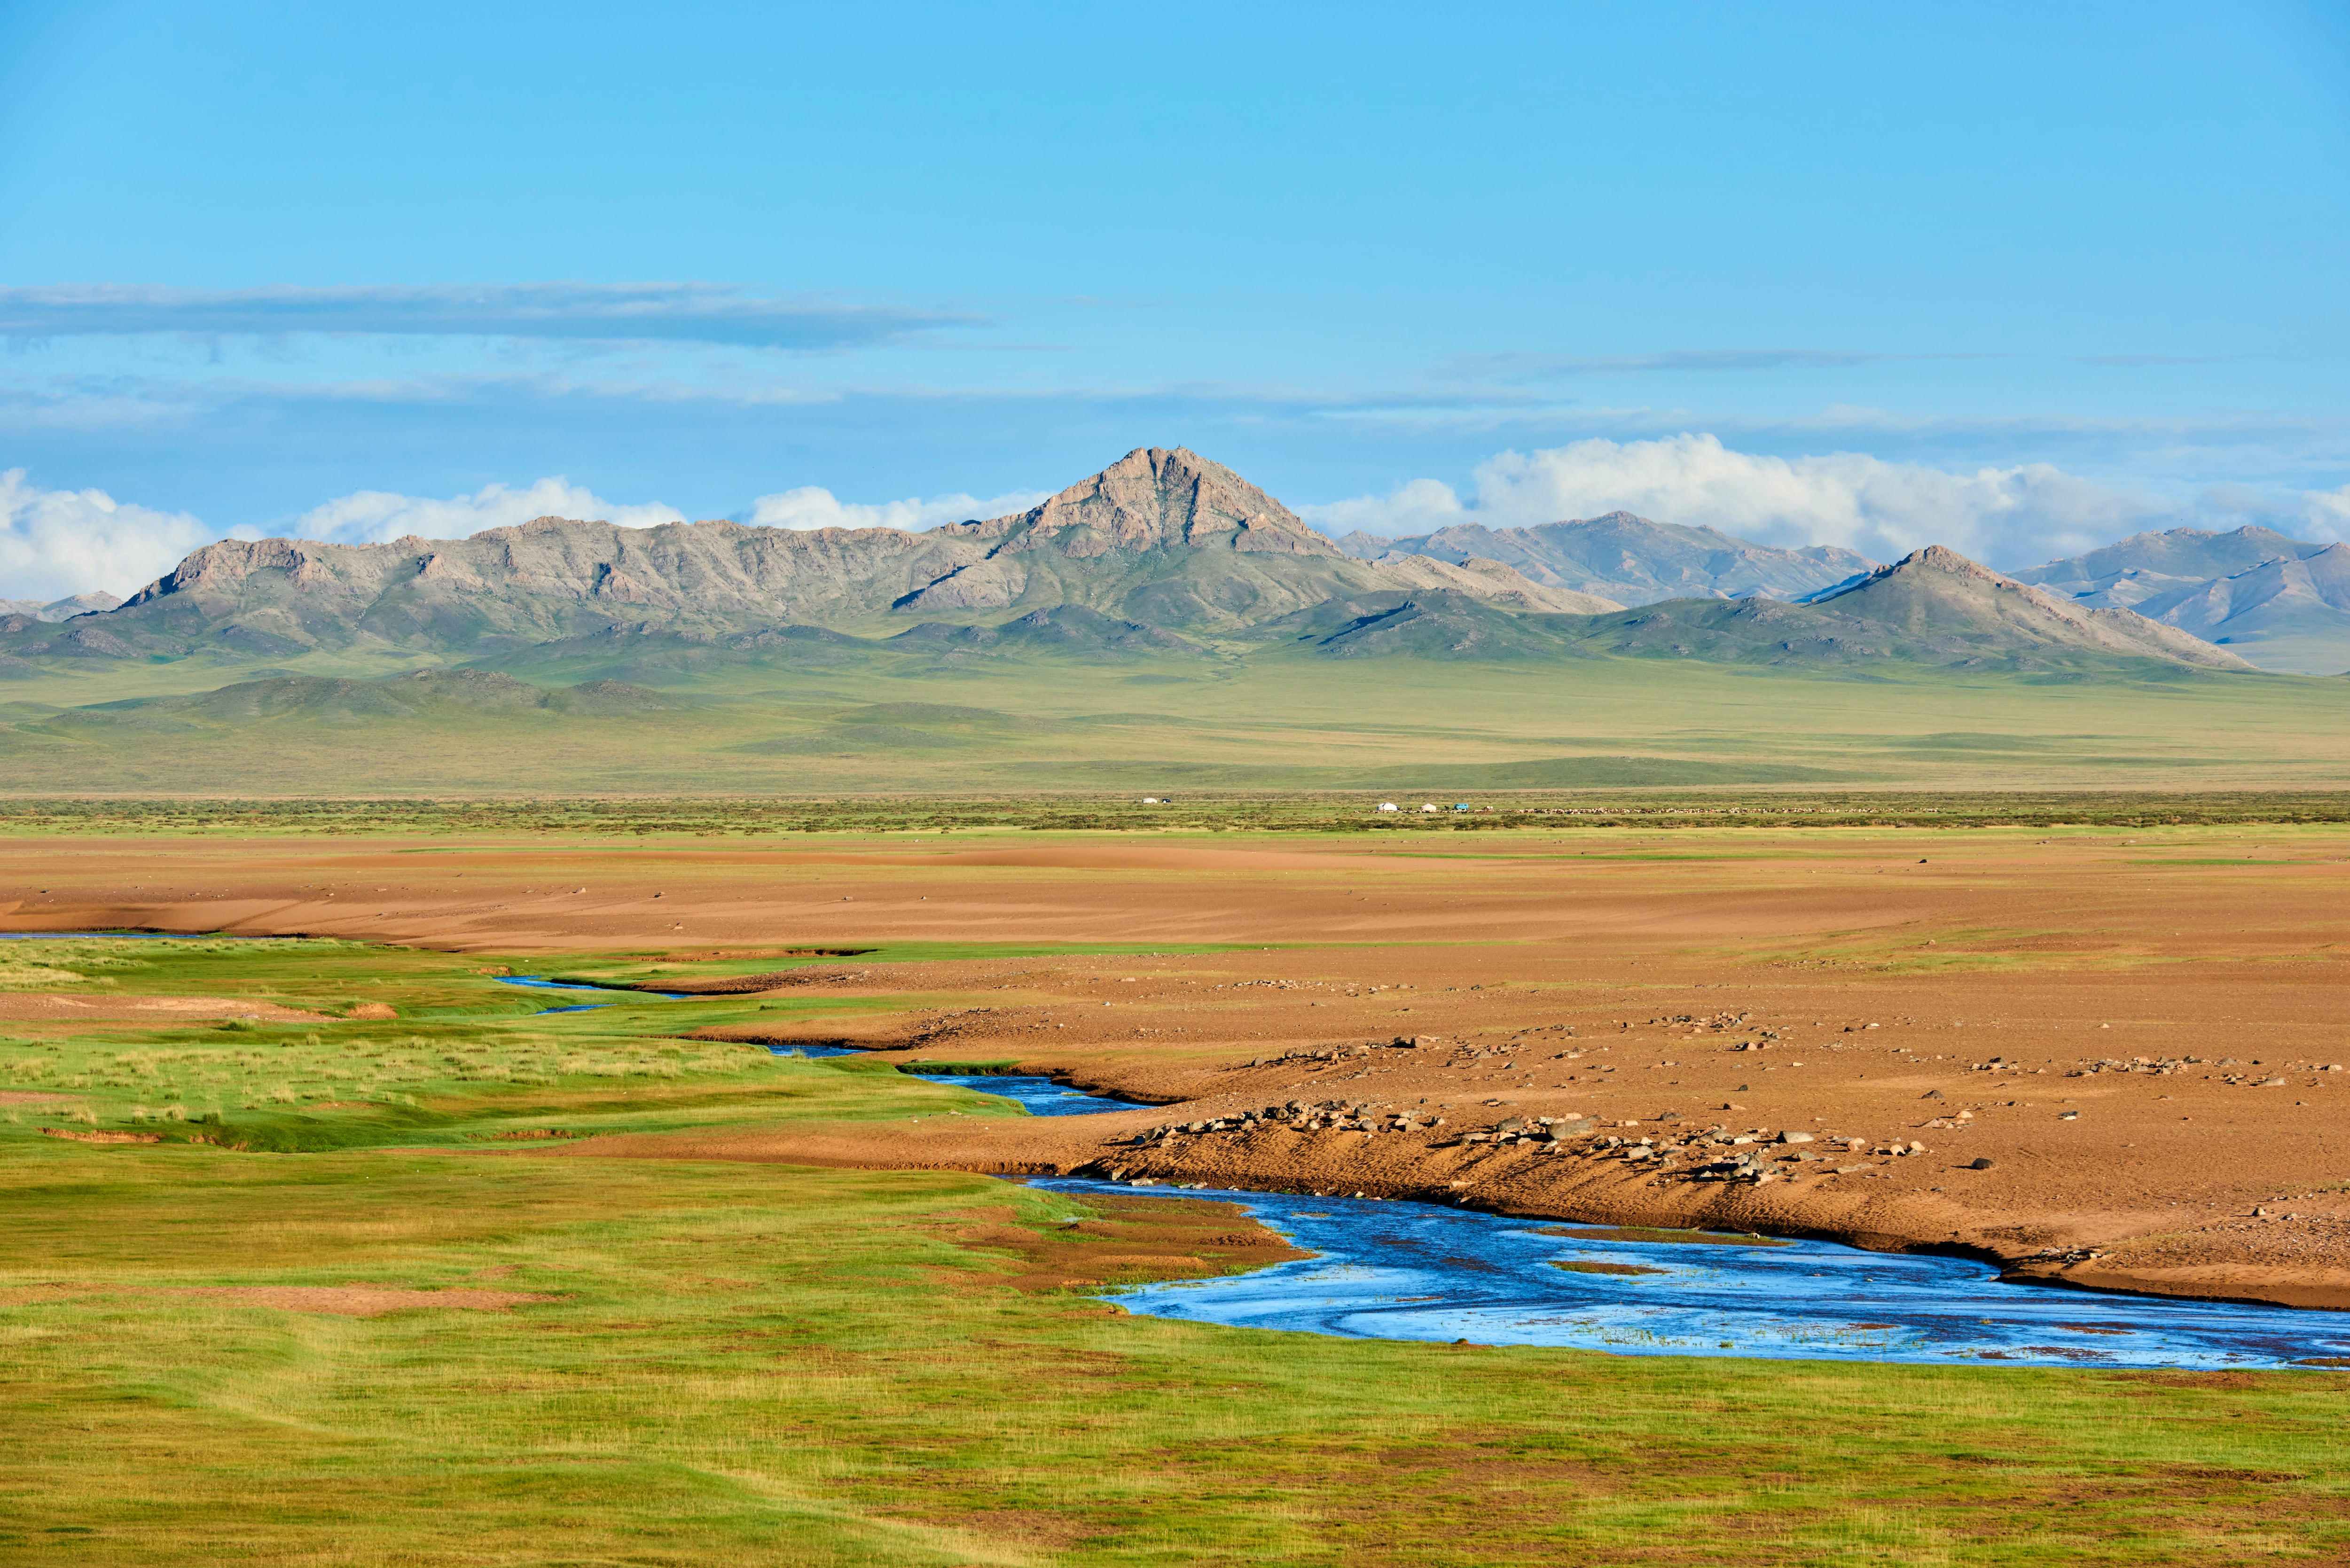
(0, 448, 2269, 685)
(2009, 525, 2349, 675)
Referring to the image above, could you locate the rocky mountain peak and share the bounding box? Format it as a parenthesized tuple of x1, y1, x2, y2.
(1894, 543, 1998, 577)
(947, 446, 1338, 560)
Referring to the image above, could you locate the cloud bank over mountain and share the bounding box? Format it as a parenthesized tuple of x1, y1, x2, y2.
(0, 469, 213, 603)
(743, 486, 1054, 532)
(1297, 435, 2350, 571)
(0, 468, 1062, 601)
(289, 480, 689, 545)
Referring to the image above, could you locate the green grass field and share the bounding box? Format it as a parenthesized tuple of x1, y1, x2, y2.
(3, 935, 2348, 1564)
(4, 640, 2347, 794)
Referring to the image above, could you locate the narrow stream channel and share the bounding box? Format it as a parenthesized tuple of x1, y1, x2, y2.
(762, 1043, 1149, 1116)
(495, 975, 697, 1012)
(1027, 1178, 2350, 1371)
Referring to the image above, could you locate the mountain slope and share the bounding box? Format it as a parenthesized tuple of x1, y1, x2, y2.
(1800, 546, 2254, 668)
(1338, 512, 1875, 603)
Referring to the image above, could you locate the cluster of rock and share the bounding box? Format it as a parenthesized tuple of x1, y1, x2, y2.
(2059, 1053, 2341, 1087)
(2065, 1055, 2200, 1077)
(2024, 1244, 2110, 1264)
(1449, 1114, 1596, 1148)
(1244, 1036, 1438, 1069)
(1124, 1100, 1445, 1146)
(1550, 1125, 1935, 1185)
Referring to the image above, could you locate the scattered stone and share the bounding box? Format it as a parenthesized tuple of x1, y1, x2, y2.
(1968, 1157, 1995, 1170)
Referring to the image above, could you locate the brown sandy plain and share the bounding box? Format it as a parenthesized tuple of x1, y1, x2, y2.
(11, 824, 2349, 1311)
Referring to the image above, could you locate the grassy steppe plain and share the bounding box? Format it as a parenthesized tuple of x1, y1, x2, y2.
(3, 935, 2348, 1565)
(4, 643, 2348, 793)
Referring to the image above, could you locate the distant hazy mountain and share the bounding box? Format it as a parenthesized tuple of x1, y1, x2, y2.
(2126, 543, 2350, 674)
(0, 590, 122, 622)
(1336, 512, 1876, 604)
(2010, 525, 2322, 606)
(2011, 525, 2346, 673)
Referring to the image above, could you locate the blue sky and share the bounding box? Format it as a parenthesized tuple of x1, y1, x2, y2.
(3, 0, 2349, 597)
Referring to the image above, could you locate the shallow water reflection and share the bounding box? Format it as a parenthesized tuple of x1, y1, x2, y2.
(1029, 1178, 2350, 1371)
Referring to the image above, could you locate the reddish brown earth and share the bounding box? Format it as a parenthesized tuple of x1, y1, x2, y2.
(8, 826, 2347, 1308)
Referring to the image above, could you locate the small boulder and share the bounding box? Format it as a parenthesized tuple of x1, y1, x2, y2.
(1968, 1157, 1995, 1170)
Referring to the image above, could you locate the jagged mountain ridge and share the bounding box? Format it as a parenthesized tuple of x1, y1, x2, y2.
(1337, 511, 1877, 604)
(5, 448, 1614, 664)
(0, 447, 2256, 679)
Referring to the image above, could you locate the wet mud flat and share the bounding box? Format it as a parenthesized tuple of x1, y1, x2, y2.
(1033, 1178, 2350, 1371)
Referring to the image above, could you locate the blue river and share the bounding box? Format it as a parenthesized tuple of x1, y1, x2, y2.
(1025, 1177, 2350, 1371)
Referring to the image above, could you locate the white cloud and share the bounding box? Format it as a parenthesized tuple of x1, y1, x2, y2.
(0, 469, 212, 601)
(742, 486, 1050, 531)
(285, 477, 687, 545)
(2273, 484, 2349, 544)
(1298, 433, 2194, 569)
